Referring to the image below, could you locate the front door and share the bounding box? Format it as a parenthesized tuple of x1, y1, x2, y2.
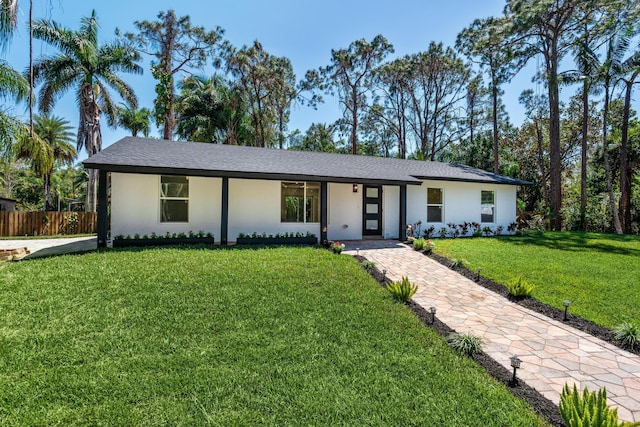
(363, 185, 382, 236)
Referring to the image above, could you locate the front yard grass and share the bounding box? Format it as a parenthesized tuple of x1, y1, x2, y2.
(432, 231, 640, 329)
(0, 246, 544, 425)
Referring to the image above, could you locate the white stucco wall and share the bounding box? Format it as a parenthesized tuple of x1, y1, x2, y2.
(110, 173, 221, 238)
(111, 173, 518, 242)
(327, 183, 362, 241)
(382, 185, 400, 239)
(228, 178, 320, 241)
(406, 180, 517, 235)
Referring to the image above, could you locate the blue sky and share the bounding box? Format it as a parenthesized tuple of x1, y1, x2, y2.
(3, 0, 596, 159)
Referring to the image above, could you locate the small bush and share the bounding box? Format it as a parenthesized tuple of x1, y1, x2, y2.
(614, 323, 640, 350)
(448, 332, 483, 356)
(413, 237, 426, 250)
(482, 226, 493, 236)
(506, 276, 535, 298)
(449, 258, 470, 269)
(387, 276, 417, 302)
(439, 227, 448, 238)
(362, 260, 376, 271)
(559, 384, 635, 427)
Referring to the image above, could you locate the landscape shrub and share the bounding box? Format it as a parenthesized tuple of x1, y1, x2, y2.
(448, 332, 483, 356)
(506, 275, 535, 298)
(614, 323, 640, 350)
(386, 276, 417, 302)
(413, 237, 426, 250)
(559, 384, 637, 427)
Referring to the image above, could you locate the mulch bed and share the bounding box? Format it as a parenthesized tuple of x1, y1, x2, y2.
(354, 255, 566, 427)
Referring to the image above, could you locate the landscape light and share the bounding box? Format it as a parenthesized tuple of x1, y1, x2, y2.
(509, 356, 522, 386)
(356, 247, 360, 256)
(563, 300, 571, 321)
(477, 266, 481, 281)
(382, 269, 387, 282)
(429, 306, 437, 324)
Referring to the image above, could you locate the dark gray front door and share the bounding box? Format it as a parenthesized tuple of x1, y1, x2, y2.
(363, 185, 382, 236)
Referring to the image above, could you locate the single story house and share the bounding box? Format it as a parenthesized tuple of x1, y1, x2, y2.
(83, 137, 530, 248)
(0, 196, 17, 212)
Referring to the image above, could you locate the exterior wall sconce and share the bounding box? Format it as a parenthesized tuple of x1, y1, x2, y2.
(563, 300, 571, 321)
(429, 306, 437, 324)
(353, 184, 358, 193)
(509, 356, 522, 386)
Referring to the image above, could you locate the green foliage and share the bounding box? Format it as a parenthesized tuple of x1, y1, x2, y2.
(362, 260, 376, 271)
(506, 275, 535, 298)
(386, 276, 417, 302)
(614, 323, 640, 350)
(449, 258, 470, 269)
(448, 332, 483, 356)
(559, 384, 639, 427)
(413, 237, 426, 250)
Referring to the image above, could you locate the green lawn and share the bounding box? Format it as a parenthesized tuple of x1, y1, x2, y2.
(0, 246, 544, 425)
(432, 231, 640, 329)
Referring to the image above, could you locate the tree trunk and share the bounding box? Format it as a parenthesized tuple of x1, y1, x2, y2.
(162, 73, 175, 140)
(492, 72, 499, 174)
(619, 75, 638, 234)
(535, 119, 549, 209)
(351, 87, 358, 155)
(78, 82, 102, 212)
(43, 173, 52, 211)
(602, 81, 623, 234)
(547, 45, 563, 231)
(580, 80, 588, 231)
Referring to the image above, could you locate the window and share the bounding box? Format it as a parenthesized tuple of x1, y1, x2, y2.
(427, 188, 443, 222)
(481, 190, 495, 223)
(281, 182, 320, 223)
(160, 176, 189, 222)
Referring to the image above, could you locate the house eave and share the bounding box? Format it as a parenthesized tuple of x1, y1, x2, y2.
(412, 175, 533, 186)
(82, 163, 421, 186)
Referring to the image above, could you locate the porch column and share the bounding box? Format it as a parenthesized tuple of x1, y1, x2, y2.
(399, 184, 407, 241)
(97, 169, 108, 248)
(221, 177, 229, 245)
(320, 182, 328, 244)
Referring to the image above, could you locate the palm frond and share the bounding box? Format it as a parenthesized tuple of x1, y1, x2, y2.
(0, 59, 29, 101)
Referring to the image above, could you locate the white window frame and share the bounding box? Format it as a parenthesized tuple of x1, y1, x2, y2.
(481, 190, 495, 223)
(281, 181, 320, 224)
(427, 187, 444, 223)
(159, 175, 189, 223)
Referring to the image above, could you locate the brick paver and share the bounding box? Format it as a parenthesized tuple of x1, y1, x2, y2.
(344, 240, 640, 423)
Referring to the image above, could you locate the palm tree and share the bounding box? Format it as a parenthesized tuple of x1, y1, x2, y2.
(31, 10, 142, 211)
(117, 103, 151, 137)
(0, 59, 30, 156)
(16, 115, 76, 210)
(0, 0, 19, 48)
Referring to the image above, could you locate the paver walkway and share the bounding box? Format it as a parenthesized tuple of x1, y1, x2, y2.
(344, 240, 640, 423)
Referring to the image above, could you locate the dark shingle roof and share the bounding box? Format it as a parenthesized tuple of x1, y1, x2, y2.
(83, 137, 531, 186)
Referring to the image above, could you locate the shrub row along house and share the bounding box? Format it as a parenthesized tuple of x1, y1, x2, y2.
(83, 137, 530, 247)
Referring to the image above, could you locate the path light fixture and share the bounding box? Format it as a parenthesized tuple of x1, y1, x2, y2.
(563, 300, 571, 321)
(382, 269, 387, 282)
(356, 247, 360, 256)
(477, 266, 481, 281)
(509, 356, 522, 387)
(429, 306, 437, 324)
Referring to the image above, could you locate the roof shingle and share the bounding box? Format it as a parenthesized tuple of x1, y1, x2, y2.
(82, 137, 531, 186)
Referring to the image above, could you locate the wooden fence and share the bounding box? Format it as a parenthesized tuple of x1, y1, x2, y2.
(0, 211, 97, 237)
